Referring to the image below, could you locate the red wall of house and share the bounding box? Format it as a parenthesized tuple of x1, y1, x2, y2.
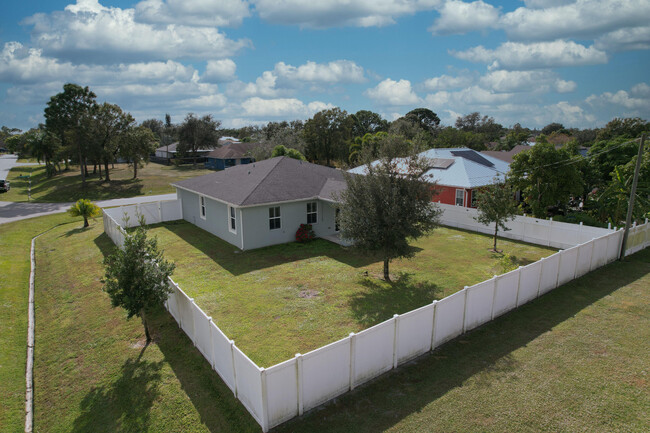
(432, 186, 476, 208)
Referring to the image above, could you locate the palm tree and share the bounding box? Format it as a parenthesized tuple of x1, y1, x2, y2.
(68, 199, 101, 227)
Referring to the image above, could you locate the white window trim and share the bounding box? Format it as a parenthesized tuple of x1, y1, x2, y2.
(199, 195, 206, 220)
(228, 205, 237, 234)
(307, 201, 318, 225)
(455, 188, 465, 207)
(269, 206, 281, 230)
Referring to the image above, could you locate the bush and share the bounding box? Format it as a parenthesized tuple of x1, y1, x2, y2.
(295, 223, 315, 243)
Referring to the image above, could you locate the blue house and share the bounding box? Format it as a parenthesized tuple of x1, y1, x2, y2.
(205, 142, 256, 170)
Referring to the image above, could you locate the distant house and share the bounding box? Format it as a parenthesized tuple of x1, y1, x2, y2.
(350, 148, 510, 208)
(205, 142, 256, 170)
(172, 156, 346, 250)
(154, 142, 213, 159)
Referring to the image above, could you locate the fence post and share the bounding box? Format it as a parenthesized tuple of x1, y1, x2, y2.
(260, 368, 269, 433)
(207, 317, 216, 370)
(231, 340, 238, 398)
(488, 277, 497, 319)
(461, 287, 469, 333)
(392, 314, 400, 369)
(349, 332, 356, 390)
(430, 300, 438, 351)
(295, 353, 304, 415)
(158, 201, 163, 222)
(535, 258, 544, 298)
(514, 266, 523, 307)
(189, 298, 196, 346)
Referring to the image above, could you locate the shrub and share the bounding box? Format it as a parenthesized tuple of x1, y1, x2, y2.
(295, 223, 315, 243)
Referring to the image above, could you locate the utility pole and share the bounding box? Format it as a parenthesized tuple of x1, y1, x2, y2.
(620, 133, 646, 260)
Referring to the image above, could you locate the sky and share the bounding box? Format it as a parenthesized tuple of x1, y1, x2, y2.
(1, 0, 649, 131)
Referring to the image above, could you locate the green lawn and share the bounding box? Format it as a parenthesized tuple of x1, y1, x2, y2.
(2, 162, 211, 203)
(147, 222, 557, 367)
(0, 213, 78, 432)
(2, 215, 647, 432)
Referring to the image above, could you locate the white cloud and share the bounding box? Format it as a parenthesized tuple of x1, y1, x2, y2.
(501, 0, 650, 42)
(586, 84, 650, 111)
(252, 0, 441, 28)
(594, 26, 650, 51)
(226, 71, 280, 98)
(203, 59, 237, 82)
(429, 1, 500, 35)
(479, 70, 576, 93)
(241, 97, 333, 117)
(24, 0, 251, 63)
(365, 78, 421, 105)
(533, 101, 596, 126)
(423, 73, 474, 91)
(451, 40, 608, 70)
(522, 0, 577, 8)
(274, 60, 365, 84)
(134, 0, 251, 27)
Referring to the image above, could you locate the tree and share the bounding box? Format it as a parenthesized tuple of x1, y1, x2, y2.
(271, 144, 305, 160)
(44, 84, 97, 183)
(121, 126, 158, 179)
(178, 113, 221, 167)
(474, 181, 519, 252)
(596, 117, 648, 141)
(350, 110, 389, 137)
(349, 131, 388, 164)
(304, 107, 352, 166)
(405, 108, 440, 133)
(541, 122, 565, 136)
(433, 127, 487, 150)
(455, 112, 503, 141)
(88, 103, 135, 181)
(338, 135, 441, 280)
(68, 199, 101, 228)
(509, 137, 583, 217)
(25, 126, 61, 177)
(103, 220, 175, 343)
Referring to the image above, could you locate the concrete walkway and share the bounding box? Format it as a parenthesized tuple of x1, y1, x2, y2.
(0, 193, 177, 225)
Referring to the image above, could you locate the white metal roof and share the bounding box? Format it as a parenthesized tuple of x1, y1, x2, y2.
(349, 147, 510, 189)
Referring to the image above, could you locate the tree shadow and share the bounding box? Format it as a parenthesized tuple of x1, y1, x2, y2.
(272, 250, 650, 433)
(349, 272, 443, 328)
(71, 347, 164, 433)
(153, 221, 379, 276)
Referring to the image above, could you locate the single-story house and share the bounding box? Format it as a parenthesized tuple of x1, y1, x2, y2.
(172, 156, 346, 250)
(154, 142, 213, 159)
(205, 142, 256, 170)
(349, 147, 510, 208)
(481, 144, 531, 163)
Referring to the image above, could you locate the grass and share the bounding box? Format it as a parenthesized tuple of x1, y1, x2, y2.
(2, 215, 647, 432)
(1, 162, 211, 203)
(146, 222, 557, 367)
(0, 213, 78, 432)
(32, 218, 260, 433)
(275, 248, 650, 433)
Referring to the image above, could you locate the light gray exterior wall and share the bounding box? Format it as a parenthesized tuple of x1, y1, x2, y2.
(177, 188, 243, 249)
(240, 199, 338, 250)
(179, 187, 340, 250)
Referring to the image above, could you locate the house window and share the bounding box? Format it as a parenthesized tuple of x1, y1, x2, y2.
(269, 206, 281, 230)
(335, 208, 340, 232)
(199, 196, 206, 219)
(307, 201, 318, 224)
(228, 205, 236, 233)
(471, 190, 477, 207)
(455, 189, 465, 206)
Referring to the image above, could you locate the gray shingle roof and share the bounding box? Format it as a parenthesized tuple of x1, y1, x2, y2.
(207, 142, 255, 159)
(173, 156, 347, 207)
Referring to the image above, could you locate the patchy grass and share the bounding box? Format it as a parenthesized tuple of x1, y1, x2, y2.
(147, 222, 557, 367)
(32, 219, 259, 432)
(0, 213, 77, 432)
(2, 163, 211, 203)
(5, 215, 648, 432)
(276, 248, 650, 433)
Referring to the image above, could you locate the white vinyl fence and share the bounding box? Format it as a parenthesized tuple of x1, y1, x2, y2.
(102, 200, 649, 432)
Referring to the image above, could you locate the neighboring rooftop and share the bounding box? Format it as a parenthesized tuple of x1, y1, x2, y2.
(349, 148, 510, 189)
(207, 141, 256, 159)
(173, 156, 347, 207)
(481, 145, 531, 163)
(155, 142, 214, 154)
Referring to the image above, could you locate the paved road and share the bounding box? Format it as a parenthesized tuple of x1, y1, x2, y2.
(0, 154, 177, 224)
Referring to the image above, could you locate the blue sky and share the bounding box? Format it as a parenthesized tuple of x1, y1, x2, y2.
(1, 0, 649, 131)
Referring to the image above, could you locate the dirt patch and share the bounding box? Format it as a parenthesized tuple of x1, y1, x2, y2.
(298, 289, 319, 299)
